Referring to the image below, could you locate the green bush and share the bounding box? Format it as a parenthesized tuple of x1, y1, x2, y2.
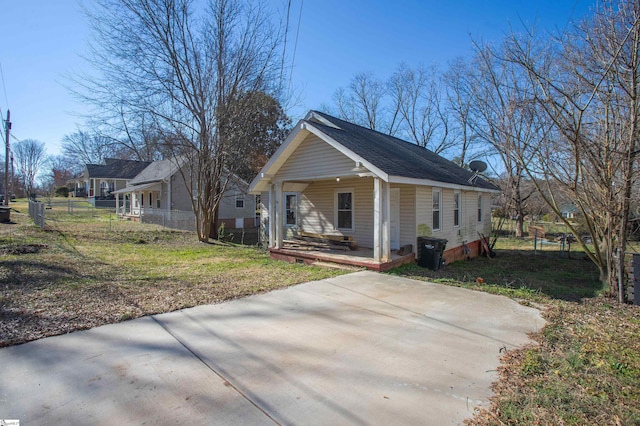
(55, 187, 69, 198)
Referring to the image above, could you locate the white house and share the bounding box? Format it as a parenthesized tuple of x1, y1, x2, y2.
(249, 111, 500, 271)
(115, 157, 257, 231)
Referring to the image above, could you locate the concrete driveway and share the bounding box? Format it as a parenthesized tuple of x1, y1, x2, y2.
(0, 271, 543, 425)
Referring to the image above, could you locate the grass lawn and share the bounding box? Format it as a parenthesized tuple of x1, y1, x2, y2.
(391, 239, 640, 425)
(0, 200, 345, 347)
(2, 200, 639, 423)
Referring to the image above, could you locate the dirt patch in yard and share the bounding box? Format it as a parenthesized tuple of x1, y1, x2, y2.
(0, 207, 345, 347)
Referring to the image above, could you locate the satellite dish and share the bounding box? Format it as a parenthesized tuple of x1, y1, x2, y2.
(469, 160, 487, 173)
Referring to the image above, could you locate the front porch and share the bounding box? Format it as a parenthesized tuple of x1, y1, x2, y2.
(270, 244, 415, 272)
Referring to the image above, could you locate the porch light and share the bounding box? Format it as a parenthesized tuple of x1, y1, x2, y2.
(336, 177, 340, 182)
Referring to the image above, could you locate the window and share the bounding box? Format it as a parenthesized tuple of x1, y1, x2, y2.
(149, 193, 153, 208)
(285, 193, 297, 226)
(235, 192, 244, 209)
(335, 190, 354, 230)
(141, 193, 144, 207)
(453, 191, 461, 227)
(477, 194, 483, 222)
(432, 189, 441, 230)
(255, 194, 261, 227)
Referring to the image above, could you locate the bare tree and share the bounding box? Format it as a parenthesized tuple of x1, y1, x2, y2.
(13, 139, 47, 197)
(505, 0, 640, 301)
(469, 43, 544, 238)
(389, 63, 452, 154)
(49, 155, 79, 186)
(79, 0, 283, 242)
(443, 57, 481, 166)
(328, 72, 400, 135)
(61, 130, 125, 165)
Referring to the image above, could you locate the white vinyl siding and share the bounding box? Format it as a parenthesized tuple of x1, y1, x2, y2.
(415, 186, 492, 248)
(397, 185, 416, 249)
(275, 134, 356, 181)
(298, 177, 374, 248)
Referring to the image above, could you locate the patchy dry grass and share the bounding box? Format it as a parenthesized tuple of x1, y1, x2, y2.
(392, 239, 640, 425)
(0, 201, 344, 347)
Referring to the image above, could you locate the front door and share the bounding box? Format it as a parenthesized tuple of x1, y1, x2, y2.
(390, 188, 400, 250)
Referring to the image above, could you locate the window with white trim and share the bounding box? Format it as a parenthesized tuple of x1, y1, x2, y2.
(477, 193, 483, 222)
(335, 189, 354, 230)
(235, 191, 244, 209)
(432, 189, 441, 231)
(453, 191, 461, 227)
(285, 193, 297, 226)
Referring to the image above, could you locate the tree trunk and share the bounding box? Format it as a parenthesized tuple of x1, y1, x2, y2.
(515, 215, 524, 238)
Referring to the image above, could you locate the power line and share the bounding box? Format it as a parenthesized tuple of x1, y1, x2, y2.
(280, 0, 292, 93)
(288, 0, 303, 89)
(0, 62, 9, 109)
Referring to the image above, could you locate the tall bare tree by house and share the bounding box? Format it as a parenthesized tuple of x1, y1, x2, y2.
(443, 57, 481, 167)
(505, 0, 640, 301)
(389, 63, 452, 154)
(80, 0, 283, 242)
(328, 72, 401, 136)
(13, 139, 47, 197)
(468, 43, 544, 238)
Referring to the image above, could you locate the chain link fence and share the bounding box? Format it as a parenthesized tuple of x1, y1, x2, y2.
(139, 210, 197, 232)
(28, 200, 45, 229)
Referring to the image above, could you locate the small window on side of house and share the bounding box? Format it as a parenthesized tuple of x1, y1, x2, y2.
(477, 194, 482, 222)
(453, 191, 460, 227)
(432, 189, 441, 231)
(236, 192, 244, 209)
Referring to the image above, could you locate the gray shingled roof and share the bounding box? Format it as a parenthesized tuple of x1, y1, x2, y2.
(309, 111, 498, 190)
(129, 158, 180, 185)
(86, 159, 152, 180)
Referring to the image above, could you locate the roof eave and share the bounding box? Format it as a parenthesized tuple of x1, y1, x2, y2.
(388, 175, 502, 192)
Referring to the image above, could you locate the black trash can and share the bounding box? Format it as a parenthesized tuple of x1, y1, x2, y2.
(417, 237, 447, 270)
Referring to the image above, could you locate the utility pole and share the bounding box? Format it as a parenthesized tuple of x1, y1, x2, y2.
(4, 109, 10, 206)
(9, 151, 13, 203)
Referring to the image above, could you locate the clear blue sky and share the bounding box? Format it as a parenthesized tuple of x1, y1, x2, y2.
(1, 0, 592, 158)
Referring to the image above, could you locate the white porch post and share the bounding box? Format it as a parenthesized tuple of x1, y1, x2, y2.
(373, 177, 382, 262)
(382, 181, 391, 262)
(116, 193, 120, 214)
(268, 184, 276, 248)
(275, 181, 283, 249)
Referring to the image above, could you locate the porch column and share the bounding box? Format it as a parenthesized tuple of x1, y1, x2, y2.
(116, 193, 120, 215)
(275, 181, 283, 249)
(268, 184, 276, 248)
(382, 181, 391, 262)
(373, 177, 382, 262)
(93, 179, 97, 198)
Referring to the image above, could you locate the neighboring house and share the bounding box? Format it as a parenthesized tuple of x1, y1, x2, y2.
(114, 157, 256, 230)
(249, 110, 500, 271)
(560, 204, 578, 220)
(80, 158, 152, 207)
